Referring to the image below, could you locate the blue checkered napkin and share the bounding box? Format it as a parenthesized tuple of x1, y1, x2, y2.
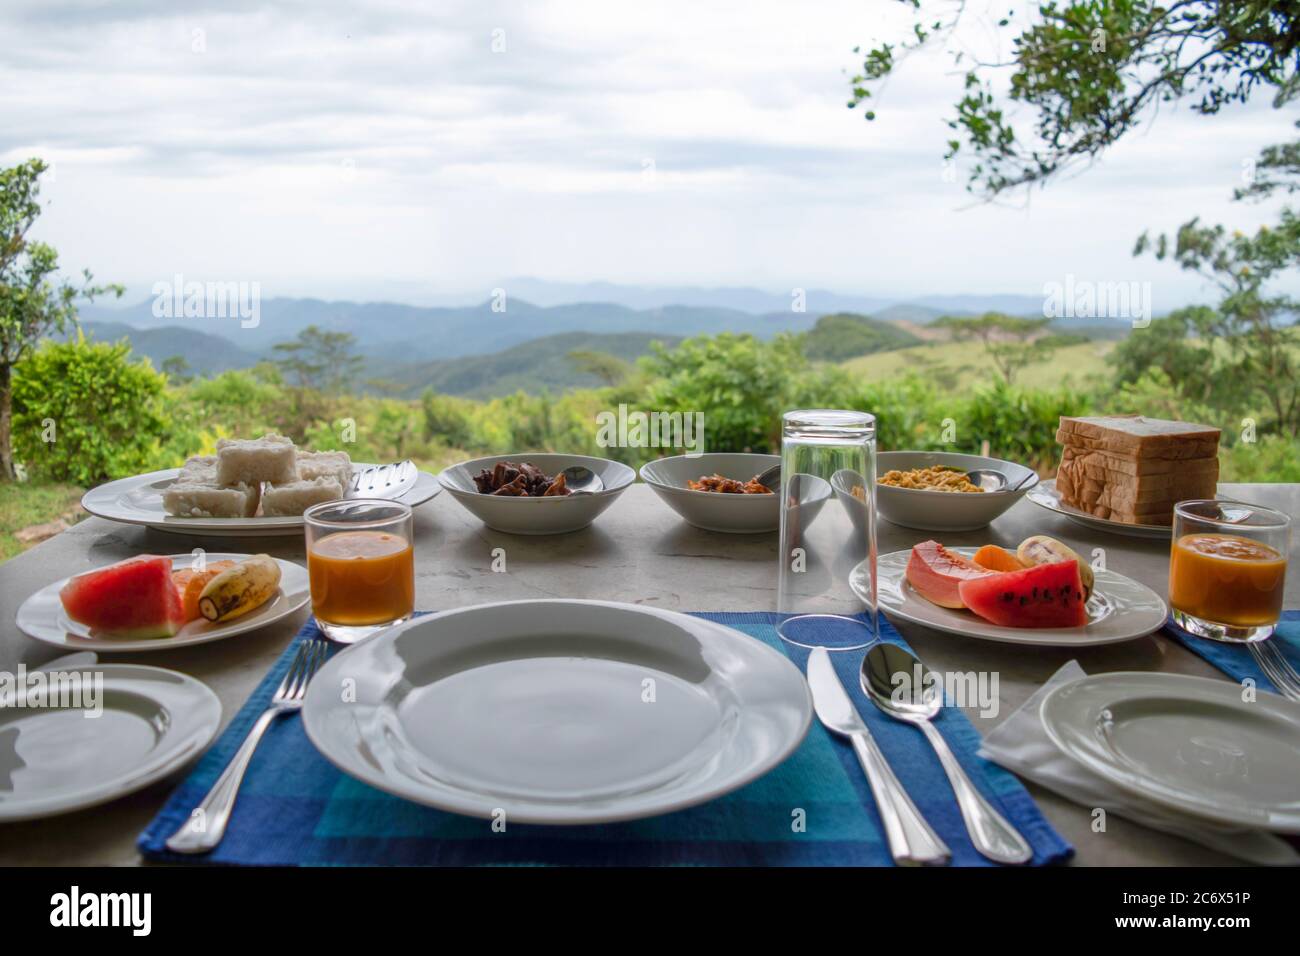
(138, 612, 1072, 866)
(1165, 610, 1300, 694)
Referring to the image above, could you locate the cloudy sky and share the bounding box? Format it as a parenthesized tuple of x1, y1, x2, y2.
(2, 0, 1293, 308)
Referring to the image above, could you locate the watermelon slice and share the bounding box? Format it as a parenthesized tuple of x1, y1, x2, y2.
(905, 540, 993, 609)
(59, 556, 187, 639)
(958, 560, 1089, 628)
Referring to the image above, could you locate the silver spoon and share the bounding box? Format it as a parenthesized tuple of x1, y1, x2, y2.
(861, 643, 1033, 865)
(560, 465, 604, 495)
(963, 468, 1036, 493)
(754, 462, 780, 492)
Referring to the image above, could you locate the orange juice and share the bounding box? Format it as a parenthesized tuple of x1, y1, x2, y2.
(1169, 533, 1286, 628)
(308, 530, 414, 626)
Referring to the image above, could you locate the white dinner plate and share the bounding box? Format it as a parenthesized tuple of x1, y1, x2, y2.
(1041, 671, 1300, 833)
(0, 664, 221, 822)
(867, 547, 1167, 646)
(1026, 479, 1173, 539)
(82, 465, 441, 537)
(16, 554, 310, 652)
(303, 599, 812, 824)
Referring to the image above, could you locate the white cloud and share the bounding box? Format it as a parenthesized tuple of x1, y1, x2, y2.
(0, 0, 1292, 308)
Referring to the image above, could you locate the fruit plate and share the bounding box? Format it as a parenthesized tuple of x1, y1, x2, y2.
(81, 465, 441, 538)
(862, 547, 1167, 647)
(1026, 479, 1173, 540)
(15, 554, 310, 652)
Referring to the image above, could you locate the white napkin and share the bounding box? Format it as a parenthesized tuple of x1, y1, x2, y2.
(979, 660, 1299, 866)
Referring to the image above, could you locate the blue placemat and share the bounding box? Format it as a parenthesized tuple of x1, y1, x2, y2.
(138, 612, 1072, 866)
(1165, 609, 1300, 693)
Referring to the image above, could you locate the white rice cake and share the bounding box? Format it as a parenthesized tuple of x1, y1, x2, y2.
(179, 455, 218, 483)
(297, 450, 353, 492)
(216, 434, 298, 486)
(261, 476, 344, 517)
(162, 480, 260, 518)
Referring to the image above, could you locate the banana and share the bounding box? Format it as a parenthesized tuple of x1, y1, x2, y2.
(1017, 535, 1094, 597)
(199, 554, 281, 623)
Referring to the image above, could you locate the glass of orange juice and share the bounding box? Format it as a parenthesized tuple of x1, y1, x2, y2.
(305, 499, 415, 643)
(1169, 499, 1290, 643)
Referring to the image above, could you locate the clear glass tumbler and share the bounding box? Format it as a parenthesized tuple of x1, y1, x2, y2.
(305, 499, 415, 643)
(1169, 499, 1289, 643)
(777, 409, 878, 649)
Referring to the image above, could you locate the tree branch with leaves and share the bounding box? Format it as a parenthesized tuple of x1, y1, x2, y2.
(0, 159, 122, 480)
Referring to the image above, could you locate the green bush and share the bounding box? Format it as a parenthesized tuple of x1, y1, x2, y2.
(642, 333, 805, 453)
(962, 380, 1090, 471)
(13, 335, 174, 485)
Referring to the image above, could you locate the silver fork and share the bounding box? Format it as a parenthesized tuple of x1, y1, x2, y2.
(347, 459, 418, 500)
(1249, 639, 1300, 701)
(166, 640, 329, 854)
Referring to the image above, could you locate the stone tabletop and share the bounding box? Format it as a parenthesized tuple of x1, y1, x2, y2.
(1, 482, 1296, 866)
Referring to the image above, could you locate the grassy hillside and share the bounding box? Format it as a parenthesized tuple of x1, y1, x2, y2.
(841, 339, 1116, 392)
(379, 330, 682, 398)
(802, 312, 922, 360)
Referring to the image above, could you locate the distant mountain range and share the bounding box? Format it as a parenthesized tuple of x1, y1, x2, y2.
(73, 285, 1134, 398)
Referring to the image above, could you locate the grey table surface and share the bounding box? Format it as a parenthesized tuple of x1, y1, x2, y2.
(1, 482, 1296, 866)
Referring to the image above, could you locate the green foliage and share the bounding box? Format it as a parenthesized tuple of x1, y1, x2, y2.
(934, 312, 1057, 386)
(0, 158, 121, 478)
(801, 312, 921, 361)
(1132, 132, 1300, 437)
(12, 335, 177, 485)
(273, 325, 365, 394)
(851, 2, 1300, 195)
(962, 380, 1091, 472)
(1221, 435, 1300, 483)
(421, 390, 476, 449)
(642, 333, 805, 453)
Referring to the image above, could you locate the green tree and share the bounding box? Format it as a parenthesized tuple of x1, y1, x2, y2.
(272, 325, 365, 394)
(642, 333, 806, 452)
(421, 389, 475, 449)
(12, 335, 171, 486)
(568, 349, 632, 387)
(1133, 133, 1300, 436)
(934, 313, 1056, 385)
(850, 2, 1300, 196)
(0, 159, 121, 479)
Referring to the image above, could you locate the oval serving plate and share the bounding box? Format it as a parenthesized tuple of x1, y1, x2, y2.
(82, 466, 441, 538)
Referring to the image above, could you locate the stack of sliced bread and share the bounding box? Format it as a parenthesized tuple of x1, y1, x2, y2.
(1055, 415, 1220, 525)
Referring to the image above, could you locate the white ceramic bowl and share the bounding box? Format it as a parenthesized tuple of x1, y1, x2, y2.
(438, 453, 635, 535)
(866, 450, 1039, 532)
(640, 453, 831, 533)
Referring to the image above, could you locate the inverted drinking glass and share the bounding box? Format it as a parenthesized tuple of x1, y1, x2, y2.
(776, 409, 878, 650)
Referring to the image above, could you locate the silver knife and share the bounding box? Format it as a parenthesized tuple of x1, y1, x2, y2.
(807, 646, 951, 866)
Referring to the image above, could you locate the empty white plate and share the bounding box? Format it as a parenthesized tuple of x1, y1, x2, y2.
(867, 547, 1167, 646)
(1041, 672, 1300, 833)
(303, 599, 812, 824)
(16, 554, 310, 652)
(0, 664, 221, 822)
(81, 465, 441, 537)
